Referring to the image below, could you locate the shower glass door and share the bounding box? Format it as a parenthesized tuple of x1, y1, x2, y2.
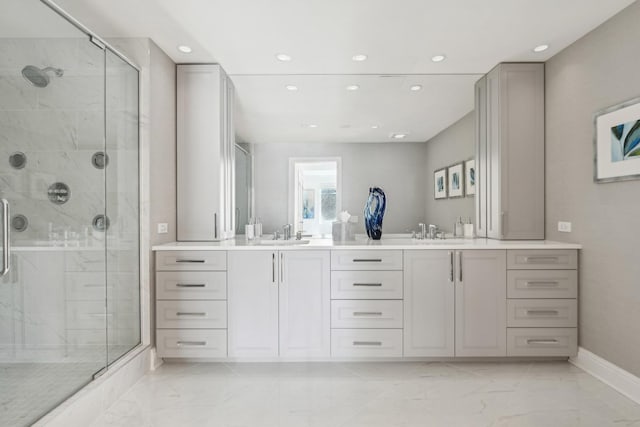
(0, 1, 109, 425)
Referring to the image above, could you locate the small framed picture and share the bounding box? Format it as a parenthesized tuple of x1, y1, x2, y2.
(594, 96, 640, 182)
(434, 168, 447, 199)
(465, 159, 476, 196)
(447, 163, 464, 198)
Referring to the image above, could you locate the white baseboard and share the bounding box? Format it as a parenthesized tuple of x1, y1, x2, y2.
(570, 347, 640, 405)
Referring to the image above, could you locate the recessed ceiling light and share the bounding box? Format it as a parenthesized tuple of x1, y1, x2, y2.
(285, 85, 298, 91)
(371, 125, 379, 129)
(410, 85, 422, 91)
(275, 53, 292, 62)
(391, 133, 408, 139)
(177, 45, 192, 54)
(533, 44, 549, 53)
(352, 54, 368, 62)
(306, 124, 318, 128)
(431, 54, 446, 63)
(346, 85, 360, 91)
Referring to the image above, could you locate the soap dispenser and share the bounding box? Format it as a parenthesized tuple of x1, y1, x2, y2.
(454, 217, 464, 238)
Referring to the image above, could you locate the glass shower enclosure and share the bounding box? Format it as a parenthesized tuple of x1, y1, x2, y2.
(0, 1, 141, 425)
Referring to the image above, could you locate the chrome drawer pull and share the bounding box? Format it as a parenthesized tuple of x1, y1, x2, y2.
(525, 281, 559, 287)
(526, 339, 559, 345)
(526, 310, 559, 316)
(176, 312, 207, 316)
(176, 341, 207, 346)
(353, 283, 383, 287)
(353, 311, 383, 316)
(352, 258, 382, 263)
(176, 259, 206, 263)
(353, 341, 382, 346)
(176, 283, 206, 288)
(523, 256, 559, 263)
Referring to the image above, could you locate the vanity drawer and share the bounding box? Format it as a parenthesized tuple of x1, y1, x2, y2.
(507, 270, 577, 299)
(331, 300, 403, 329)
(156, 300, 227, 329)
(507, 328, 577, 357)
(331, 250, 402, 271)
(156, 251, 227, 271)
(331, 329, 402, 358)
(331, 271, 402, 299)
(507, 299, 577, 327)
(156, 271, 227, 300)
(507, 250, 577, 270)
(157, 329, 227, 358)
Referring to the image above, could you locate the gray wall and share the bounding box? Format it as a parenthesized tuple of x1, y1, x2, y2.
(545, 1, 640, 376)
(253, 142, 427, 235)
(424, 112, 475, 232)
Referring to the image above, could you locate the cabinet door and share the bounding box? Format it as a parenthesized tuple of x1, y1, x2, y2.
(279, 251, 330, 358)
(403, 250, 454, 357)
(497, 64, 544, 239)
(228, 251, 279, 357)
(177, 64, 222, 241)
(455, 250, 506, 356)
(474, 76, 488, 238)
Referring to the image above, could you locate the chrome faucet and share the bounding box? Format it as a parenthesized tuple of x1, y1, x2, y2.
(417, 223, 426, 240)
(428, 224, 438, 240)
(283, 224, 292, 240)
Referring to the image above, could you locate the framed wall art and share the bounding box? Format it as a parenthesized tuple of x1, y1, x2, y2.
(594, 97, 640, 182)
(447, 163, 464, 198)
(465, 159, 476, 196)
(434, 168, 447, 199)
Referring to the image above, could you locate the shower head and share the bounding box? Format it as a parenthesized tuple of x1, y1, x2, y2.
(21, 65, 64, 88)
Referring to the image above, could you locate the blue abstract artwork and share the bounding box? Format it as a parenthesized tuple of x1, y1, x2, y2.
(364, 187, 386, 240)
(611, 120, 640, 162)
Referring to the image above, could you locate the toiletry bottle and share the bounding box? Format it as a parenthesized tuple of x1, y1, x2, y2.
(454, 217, 464, 237)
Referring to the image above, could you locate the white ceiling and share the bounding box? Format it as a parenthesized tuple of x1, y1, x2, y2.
(44, 0, 637, 142)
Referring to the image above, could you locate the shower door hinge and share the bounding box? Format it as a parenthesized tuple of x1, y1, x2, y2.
(93, 366, 108, 380)
(90, 36, 106, 50)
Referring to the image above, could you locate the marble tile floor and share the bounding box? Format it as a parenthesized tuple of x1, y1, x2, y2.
(91, 361, 640, 427)
(0, 362, 99, 427)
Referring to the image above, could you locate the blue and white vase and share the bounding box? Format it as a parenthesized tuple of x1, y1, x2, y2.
(364, 187, 386, 240)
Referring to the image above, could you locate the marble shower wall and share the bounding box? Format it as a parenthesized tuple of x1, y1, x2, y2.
(0, 36, 140, 355)
(0, 36, 138, 246)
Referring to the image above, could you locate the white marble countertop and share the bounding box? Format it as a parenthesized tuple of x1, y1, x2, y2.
(152, 236, 581, 251)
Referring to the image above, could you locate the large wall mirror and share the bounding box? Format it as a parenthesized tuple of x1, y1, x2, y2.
(233, 73, 481, 235)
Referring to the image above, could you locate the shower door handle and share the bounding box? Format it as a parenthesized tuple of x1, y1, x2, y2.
(1, 199, 10, 277)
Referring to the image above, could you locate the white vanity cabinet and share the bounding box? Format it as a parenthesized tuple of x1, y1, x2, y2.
(279, 251, 331, 358)
(177, 64, 235, 241)
(505, 249, 578, 356)
(156, 245, 578, 360)
(403, 250, 455, 357)
(227, 251, 279, 357)
(475, 63, 545, 240)
(330, 250, 404, 358)
(155, 250, 228, 358)
(454, 250, 507, 356)
(227, 250, 331, 358)
(404, 250, 506, 357)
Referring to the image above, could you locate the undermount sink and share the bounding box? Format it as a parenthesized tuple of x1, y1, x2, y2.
(257, 239, 310, 246)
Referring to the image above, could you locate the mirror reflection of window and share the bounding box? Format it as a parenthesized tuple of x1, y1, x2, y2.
(290, 158, 340, 237)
